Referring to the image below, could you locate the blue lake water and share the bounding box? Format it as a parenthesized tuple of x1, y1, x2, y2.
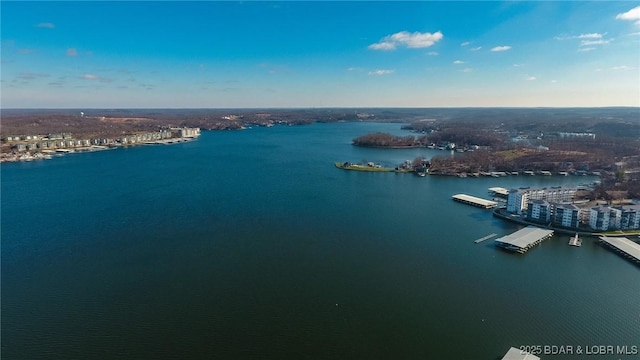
(2, 122, 638, 359)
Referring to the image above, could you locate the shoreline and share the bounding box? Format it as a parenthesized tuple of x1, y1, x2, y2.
(353, 144, 424, 149)
(0, 137, 196, 164)
(491, 208, 640, 238)
(334, 161, 416, 173)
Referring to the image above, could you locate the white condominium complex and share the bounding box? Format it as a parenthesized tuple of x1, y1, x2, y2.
(507, 187, 577, 214)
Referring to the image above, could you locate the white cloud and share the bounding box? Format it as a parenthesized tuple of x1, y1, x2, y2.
(611, 65, 634, 70)
(580, 39, 612, 46)
(556, 32, 612, 50)
(428, 51, 439, 56)
(491, 46, 511, 52)
(369, 31, 443, 50)
(616, 6, 640, 25)
(36, 22, 55, 29)
(470, 46, 482, 51)
(577, 33, 603, 39)
(66, 48, 78, 57)
(368, 69, 394, 76)
(525, 75, 537, 81)
(462, 68, 473, 73)
(453, 60, 465, 64)
(513, 63, 524, 67)
(460, 41, 470, 47)
(556, 33, 604, 40)
(368, 42, 396, 51)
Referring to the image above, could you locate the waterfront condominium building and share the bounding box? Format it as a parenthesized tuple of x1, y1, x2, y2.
(553, 203, 582, 228)
(507, 189, 527, 214)
(618, 206, 640, 230)
(507, 187, 577, 214)
(526, 200, 551, 224)
(589, 207, 622, 231)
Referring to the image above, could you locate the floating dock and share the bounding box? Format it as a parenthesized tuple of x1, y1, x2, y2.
(599, 236, 640, 265)
(452, 194, 498, 209)
(494, 226, 554, 254)
(501, 347, 540, 360)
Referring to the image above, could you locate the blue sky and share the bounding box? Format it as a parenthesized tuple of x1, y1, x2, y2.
(2, 1, 639, 108)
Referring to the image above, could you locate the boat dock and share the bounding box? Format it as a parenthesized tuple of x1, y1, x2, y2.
(599, 236, 640, 265)
(488, 187, 509, 197)
(501, 347, 540, 360)
(568, 233, 582, 247)
(474, 233, 498, 243)
(495, 226, 554, 254)
(452, 194, 498, 209)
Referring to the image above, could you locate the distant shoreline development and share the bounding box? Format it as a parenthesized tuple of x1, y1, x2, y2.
(0, 127, 200, 163)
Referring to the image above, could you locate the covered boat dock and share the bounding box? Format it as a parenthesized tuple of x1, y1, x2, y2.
(599, 236, 640, 265)
(495, 226, 554, 254)
(452, 194, 497, 209)
(489, 187, 510, 197)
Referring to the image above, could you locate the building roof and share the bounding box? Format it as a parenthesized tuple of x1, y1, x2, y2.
(495, 226, 554, 250)
(555, 203, 579, 210)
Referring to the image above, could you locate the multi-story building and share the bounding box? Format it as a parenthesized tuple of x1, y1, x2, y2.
(618, 206, 640, 230)
(589, 207, 622, 231)
(526, 200, 551, 224)
(172, 127, 201, 138)
(553, 203, 581, 228)
(507, 187, 577, 214)
(507, 189, 527, 214)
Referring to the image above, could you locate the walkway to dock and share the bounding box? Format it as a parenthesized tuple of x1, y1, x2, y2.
(599, 236, 640, 265)
(474, 233, 498, 243)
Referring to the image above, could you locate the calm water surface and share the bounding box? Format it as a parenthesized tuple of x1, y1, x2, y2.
(2, 122, 638, 359)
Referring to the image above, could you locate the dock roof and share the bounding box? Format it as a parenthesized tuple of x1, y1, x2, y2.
(489, 187, 510, 196)
(452, 194, 497, 208)
(495, 226, 554, 251)
(599, 236, 640, 263)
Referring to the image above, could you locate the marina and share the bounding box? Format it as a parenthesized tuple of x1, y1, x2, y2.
(494, 226, 555, 254)
(452, 194, 498, 209)
(599, 236, 640, 265)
